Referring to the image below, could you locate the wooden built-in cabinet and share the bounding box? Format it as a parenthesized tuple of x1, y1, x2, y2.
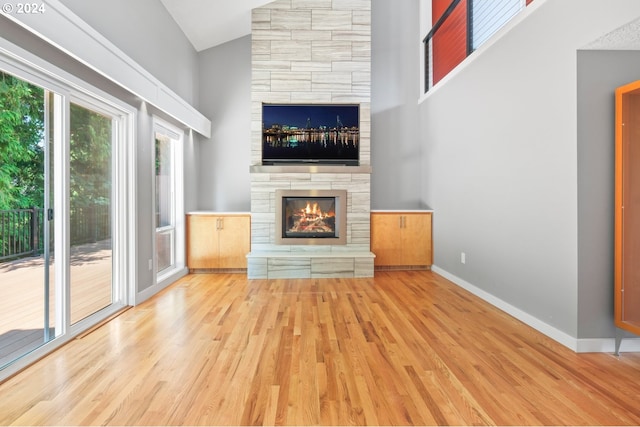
(186, 213, 251, 271)
(371, 211, 432, 269)
(614, 81, 640, 353)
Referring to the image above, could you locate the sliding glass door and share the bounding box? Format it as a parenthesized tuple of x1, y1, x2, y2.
(69, 102, 114, 325)
(0, 64, 131, 373)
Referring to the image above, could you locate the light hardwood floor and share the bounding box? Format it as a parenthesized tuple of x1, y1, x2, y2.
(0, 271, 639, 425)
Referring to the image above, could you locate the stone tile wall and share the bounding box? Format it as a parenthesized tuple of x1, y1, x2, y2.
(248, 0, 373, 279)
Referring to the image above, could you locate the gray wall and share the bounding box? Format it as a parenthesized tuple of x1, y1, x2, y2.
(371, 0, 423, 209)
(420, 0, 640, 339)
(197, 36, 252, 212)
(577, 50, 640, 339)
(58, 0, 200, 106)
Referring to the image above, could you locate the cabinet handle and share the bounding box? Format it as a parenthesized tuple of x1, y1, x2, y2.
(399, 216, 403, 228)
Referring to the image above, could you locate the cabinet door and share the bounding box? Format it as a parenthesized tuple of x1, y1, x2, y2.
(371, 213, 403, 266)
(218, 216, 251, 269)
(615, 81, 640, 336)
(402, 213, 432, 266)
(187, 215, 220, 268)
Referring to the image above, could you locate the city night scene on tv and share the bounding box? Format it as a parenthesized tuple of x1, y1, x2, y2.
(262, 104, 359, 165)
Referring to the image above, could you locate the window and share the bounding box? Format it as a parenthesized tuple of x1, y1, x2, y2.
(424, 0, 532, 92)
(472, 0, 525, 49)
(154, 119, 184, 282)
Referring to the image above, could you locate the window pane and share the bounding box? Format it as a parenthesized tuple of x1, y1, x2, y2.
(156, 229, 173, 273)
(472, 0, 523, 49)
(0, 71, 56, 367)
(69, 102, 113, 324)
(156, 135, 172, 228)
(155, 132, 175, 276)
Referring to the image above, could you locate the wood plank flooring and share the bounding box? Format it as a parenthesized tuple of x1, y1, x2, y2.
(0, 242, 112, 368)
(0, 271, 639, 425)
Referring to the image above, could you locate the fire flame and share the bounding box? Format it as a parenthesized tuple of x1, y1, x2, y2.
(305, 202, 321, 217)
(288, 200, 335, 233)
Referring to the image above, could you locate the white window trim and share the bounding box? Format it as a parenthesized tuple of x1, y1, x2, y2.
(152, 117, 187, 288)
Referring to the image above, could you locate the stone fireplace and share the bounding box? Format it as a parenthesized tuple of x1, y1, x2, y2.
(246, 165, 374, 279)
(246, 0, 374, 279)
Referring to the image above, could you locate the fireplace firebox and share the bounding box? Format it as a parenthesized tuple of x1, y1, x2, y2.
(283, 197, 336, 237)
(275, 189, 347, 245)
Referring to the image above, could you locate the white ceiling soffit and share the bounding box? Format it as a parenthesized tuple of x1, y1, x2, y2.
(160, 0, 274, 52)
(582, 17, 640, 50)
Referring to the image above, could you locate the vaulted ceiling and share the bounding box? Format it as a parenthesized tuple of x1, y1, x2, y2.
(159, 0, 274, 52)
(157, 1, 640, 53)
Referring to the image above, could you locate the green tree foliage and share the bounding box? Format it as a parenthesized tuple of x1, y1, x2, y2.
(0, 74, 113, 211)
(0, 73, 114, 256)
(69, 103, 112, 208)
(0, 72, 44, 210)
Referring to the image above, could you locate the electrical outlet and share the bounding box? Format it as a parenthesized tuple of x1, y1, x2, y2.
(461, 252, 466, 264)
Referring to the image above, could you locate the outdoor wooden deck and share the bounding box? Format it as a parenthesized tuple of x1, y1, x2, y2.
(0, 241, 112, 368)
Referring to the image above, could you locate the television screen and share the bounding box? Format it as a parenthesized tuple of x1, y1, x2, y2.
(262, 104, 359, 166)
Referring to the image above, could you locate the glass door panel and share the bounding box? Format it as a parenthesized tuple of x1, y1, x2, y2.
(69, 102, 113, 325)
(0, 72, 56, 368)
(155, 131, 175, 276)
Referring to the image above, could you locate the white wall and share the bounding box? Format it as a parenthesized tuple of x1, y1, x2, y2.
(371, 0, 423, 209)
(421, 0, 640, 342)
(58, 0, 200, 106)
(197, 36, 252, 212)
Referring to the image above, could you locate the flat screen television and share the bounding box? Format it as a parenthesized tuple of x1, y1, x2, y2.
(262, 103, 359, 166)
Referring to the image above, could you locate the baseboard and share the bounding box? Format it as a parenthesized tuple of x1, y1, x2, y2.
(189, 268, 247, 274)
(432, 266, 583, 352)
(576, 337, 640, 353)
(135, 267, 188, 305)
(374, 265, 431, 271)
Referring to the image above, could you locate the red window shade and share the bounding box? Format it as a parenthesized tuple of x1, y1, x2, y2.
(432, 0, 467, 85)
(432, 0, 452, 24)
